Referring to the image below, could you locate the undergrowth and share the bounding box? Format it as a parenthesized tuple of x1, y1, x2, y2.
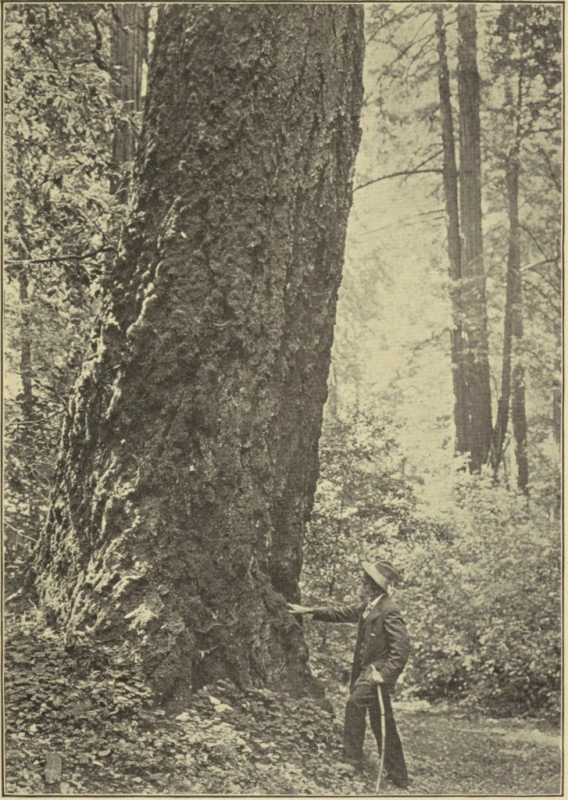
(4, 611, 367, 796)
(5, 607, 562, 796)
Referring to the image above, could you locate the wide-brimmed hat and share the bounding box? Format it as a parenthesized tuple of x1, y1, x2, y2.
(362, 559, 400, 591)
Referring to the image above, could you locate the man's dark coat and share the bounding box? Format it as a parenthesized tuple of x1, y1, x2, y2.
(312, 594, 410, 689)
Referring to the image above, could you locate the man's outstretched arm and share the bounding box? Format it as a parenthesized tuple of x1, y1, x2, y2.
(288, 601, 364, 623)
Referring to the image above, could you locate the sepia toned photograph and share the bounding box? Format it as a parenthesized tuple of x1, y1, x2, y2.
(3, 2, 562, 795)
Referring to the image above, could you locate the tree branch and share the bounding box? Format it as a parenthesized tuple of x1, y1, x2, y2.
(521, 276, 561, 315)
(365, 7, 413, 47)
(354, 167, 442, 192)
(360, 208, 445, 237)
(519, 223, 552, 261)
(89, 11, 111, 74)
(520, 258, 558, 273)
(6, 246, 117, 268)
(528, 142, 561, 193)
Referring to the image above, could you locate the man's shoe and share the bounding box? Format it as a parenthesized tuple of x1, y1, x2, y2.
(386, 775, 411, 789)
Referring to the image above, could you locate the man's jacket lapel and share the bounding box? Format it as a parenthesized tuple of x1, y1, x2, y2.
(364, 595, 386, 625)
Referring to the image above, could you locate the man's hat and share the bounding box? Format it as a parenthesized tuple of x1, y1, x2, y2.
(362, 559, 400, 591)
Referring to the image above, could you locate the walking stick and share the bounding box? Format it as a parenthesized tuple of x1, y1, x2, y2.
(372, 671, 387, 794)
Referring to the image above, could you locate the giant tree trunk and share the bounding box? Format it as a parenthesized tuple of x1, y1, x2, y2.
(35, 4, 364, 705)
(457, 5, 493, 472)
(435, 6, 468, 455)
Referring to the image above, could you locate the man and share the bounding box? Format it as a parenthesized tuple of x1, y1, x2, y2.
(288, 559, 410, 789)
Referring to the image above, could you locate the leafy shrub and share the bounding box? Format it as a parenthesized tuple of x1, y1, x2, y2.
(303, 409, 448, 600)
(302, 410, 561, 718)
(401, 474, 561, 716)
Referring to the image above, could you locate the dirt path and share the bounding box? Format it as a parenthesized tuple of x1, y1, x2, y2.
(354, 700, 562, 796)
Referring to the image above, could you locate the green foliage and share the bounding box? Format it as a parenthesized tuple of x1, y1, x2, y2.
(402, 475, 560, 716)
(489, 4, 561, 92)
(4, 4, 124, 277)
(4, 4, 139, 564)
(4, 275, 92, 571)
(304, 409, 448, 602)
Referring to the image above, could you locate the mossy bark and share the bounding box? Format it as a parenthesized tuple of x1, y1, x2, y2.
(35, 4, 364, 705)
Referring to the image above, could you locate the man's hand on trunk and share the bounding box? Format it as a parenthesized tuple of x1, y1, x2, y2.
(287, 603, 315, 615)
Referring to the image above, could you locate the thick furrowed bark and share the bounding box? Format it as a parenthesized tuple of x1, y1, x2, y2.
(35, 4, 364, 705)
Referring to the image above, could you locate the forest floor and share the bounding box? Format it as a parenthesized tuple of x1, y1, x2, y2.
(357, 699, 561, 796)
(4, 613, 562, 796)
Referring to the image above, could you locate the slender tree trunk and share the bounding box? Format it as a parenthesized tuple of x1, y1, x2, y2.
(326, 362, 338, 419)
(457, 5, 493, 472)
(508, 154, 528, 491)
(110, 3, 148, 200)
(512, 362, 528, 491)
(491, 150, 528, 493)
(435, 6, 468, 455)
(506, 175, 529, 491)
(552, 375, 561, 444)
(17, 266, 39, 535)
(35, 4, 364, 705)
(491, 154, 517, 476)
(18, 269, 34, 440)
(490, 67, 529, 491)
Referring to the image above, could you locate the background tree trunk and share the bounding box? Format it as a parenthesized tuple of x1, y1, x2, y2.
(488, 35, 530, 491)
(35, 4, 364, 705)
(491, 151, 527, 491)
(16, 265, 40, 537)
(435, 6, 468, 456)
(552, 376, 561, 445)
(508, 154, 528, 490)
(110, 3, 148, 200)
(512, 362, 528, 491)
(457, 5, 493, 472)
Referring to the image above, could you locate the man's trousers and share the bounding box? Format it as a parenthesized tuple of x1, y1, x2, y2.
(343, 681, 408, 786)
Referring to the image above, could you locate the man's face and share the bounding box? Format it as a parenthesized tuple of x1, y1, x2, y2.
(359, 573, 379, 601)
